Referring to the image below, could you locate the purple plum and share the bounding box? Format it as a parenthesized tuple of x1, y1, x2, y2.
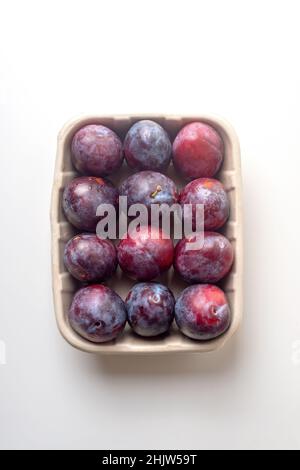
(124, 120, 172, 171)
(119, 171, 178, 215)
(179, 178, 229, 230)
(175, 284, 231, 340)
(118, 226, 174, 281)
(69, 284, 126, 343)
(64, 234, 117, 282)
(125, 283, 175, 337)
(71, 124, 123, 177)
(174, 232, 234, 283)
(62, 176, 118, 232)
(173, 122, 224, 180)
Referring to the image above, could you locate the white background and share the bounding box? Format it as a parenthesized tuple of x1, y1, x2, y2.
(0, 0, 300, 450)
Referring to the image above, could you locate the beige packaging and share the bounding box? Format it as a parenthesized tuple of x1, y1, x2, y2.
(51, 114, 243, 354)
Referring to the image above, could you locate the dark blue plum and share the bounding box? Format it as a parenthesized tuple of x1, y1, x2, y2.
(71, 124, 123, 177)
(69, 285, 127, 343)
(124, 120, 172, 171)
(126, 283, 175, 337)
(64, 234, 117, 282)
(119, 171, 178, 216)
(175, 284, 231, 340)
(62, 176, 118, 232)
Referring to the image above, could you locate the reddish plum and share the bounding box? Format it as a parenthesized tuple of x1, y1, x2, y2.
(179, 178, 229, 230)
(118, 226, 174, 281)
(173, 122, 224, 180)
(175, 284, 231, 340)
(71, 124, 123, 177)
(64, 234, 117, 282)
(119, 171, 178, 214)
(124, 120, 172, 171)
(174, 232, 234, 283)
(69, 285, 126, 343)
(125, 282, 175, 337)
(62, 176, 118, 231)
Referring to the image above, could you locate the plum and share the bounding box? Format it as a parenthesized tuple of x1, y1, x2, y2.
(71, 124, 123, 177)
(118, 226, 174, 281)
(62, 176, 118, 232)
(69, 284, 126, 343)
(175, 284, 231, 340)
(179, 178, 229, 230)
(64, 234, 117, 282)
(173, 122, 224, 180)
(174, 232, 234, 283)
(119, 171, 178, 215)
(124, 120, 172, 171)
(125, 282, 175, 337)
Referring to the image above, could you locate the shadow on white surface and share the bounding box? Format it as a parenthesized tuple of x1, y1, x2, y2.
(88, 332, 242, 377)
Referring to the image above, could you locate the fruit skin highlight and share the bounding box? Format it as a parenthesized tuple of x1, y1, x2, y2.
(69, 285, 127, 343)
(62, 176, 118, 232)
(179, 178, 229, 230)
(175, 284, 231, 340)
(174, 232, 234, 284)
(119, 170, 178, 215)
(71, 124, 123, 177)
(173, 122, 224, 180)
(124, 120, 172, 171)
(118, 226, 174, 281)
(64, 234, 117, 282)
(125, 282, 175, 337)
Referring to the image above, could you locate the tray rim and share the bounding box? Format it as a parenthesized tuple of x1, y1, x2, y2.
(51, 113, 243, 355)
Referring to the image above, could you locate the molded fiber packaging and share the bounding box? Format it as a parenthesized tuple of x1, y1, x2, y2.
(51, 114, 243, 354)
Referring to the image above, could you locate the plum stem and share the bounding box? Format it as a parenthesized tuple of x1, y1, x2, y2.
(150, 185, 162, 198)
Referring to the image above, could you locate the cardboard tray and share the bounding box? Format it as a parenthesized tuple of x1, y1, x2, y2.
(51, 114, 243, 354)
